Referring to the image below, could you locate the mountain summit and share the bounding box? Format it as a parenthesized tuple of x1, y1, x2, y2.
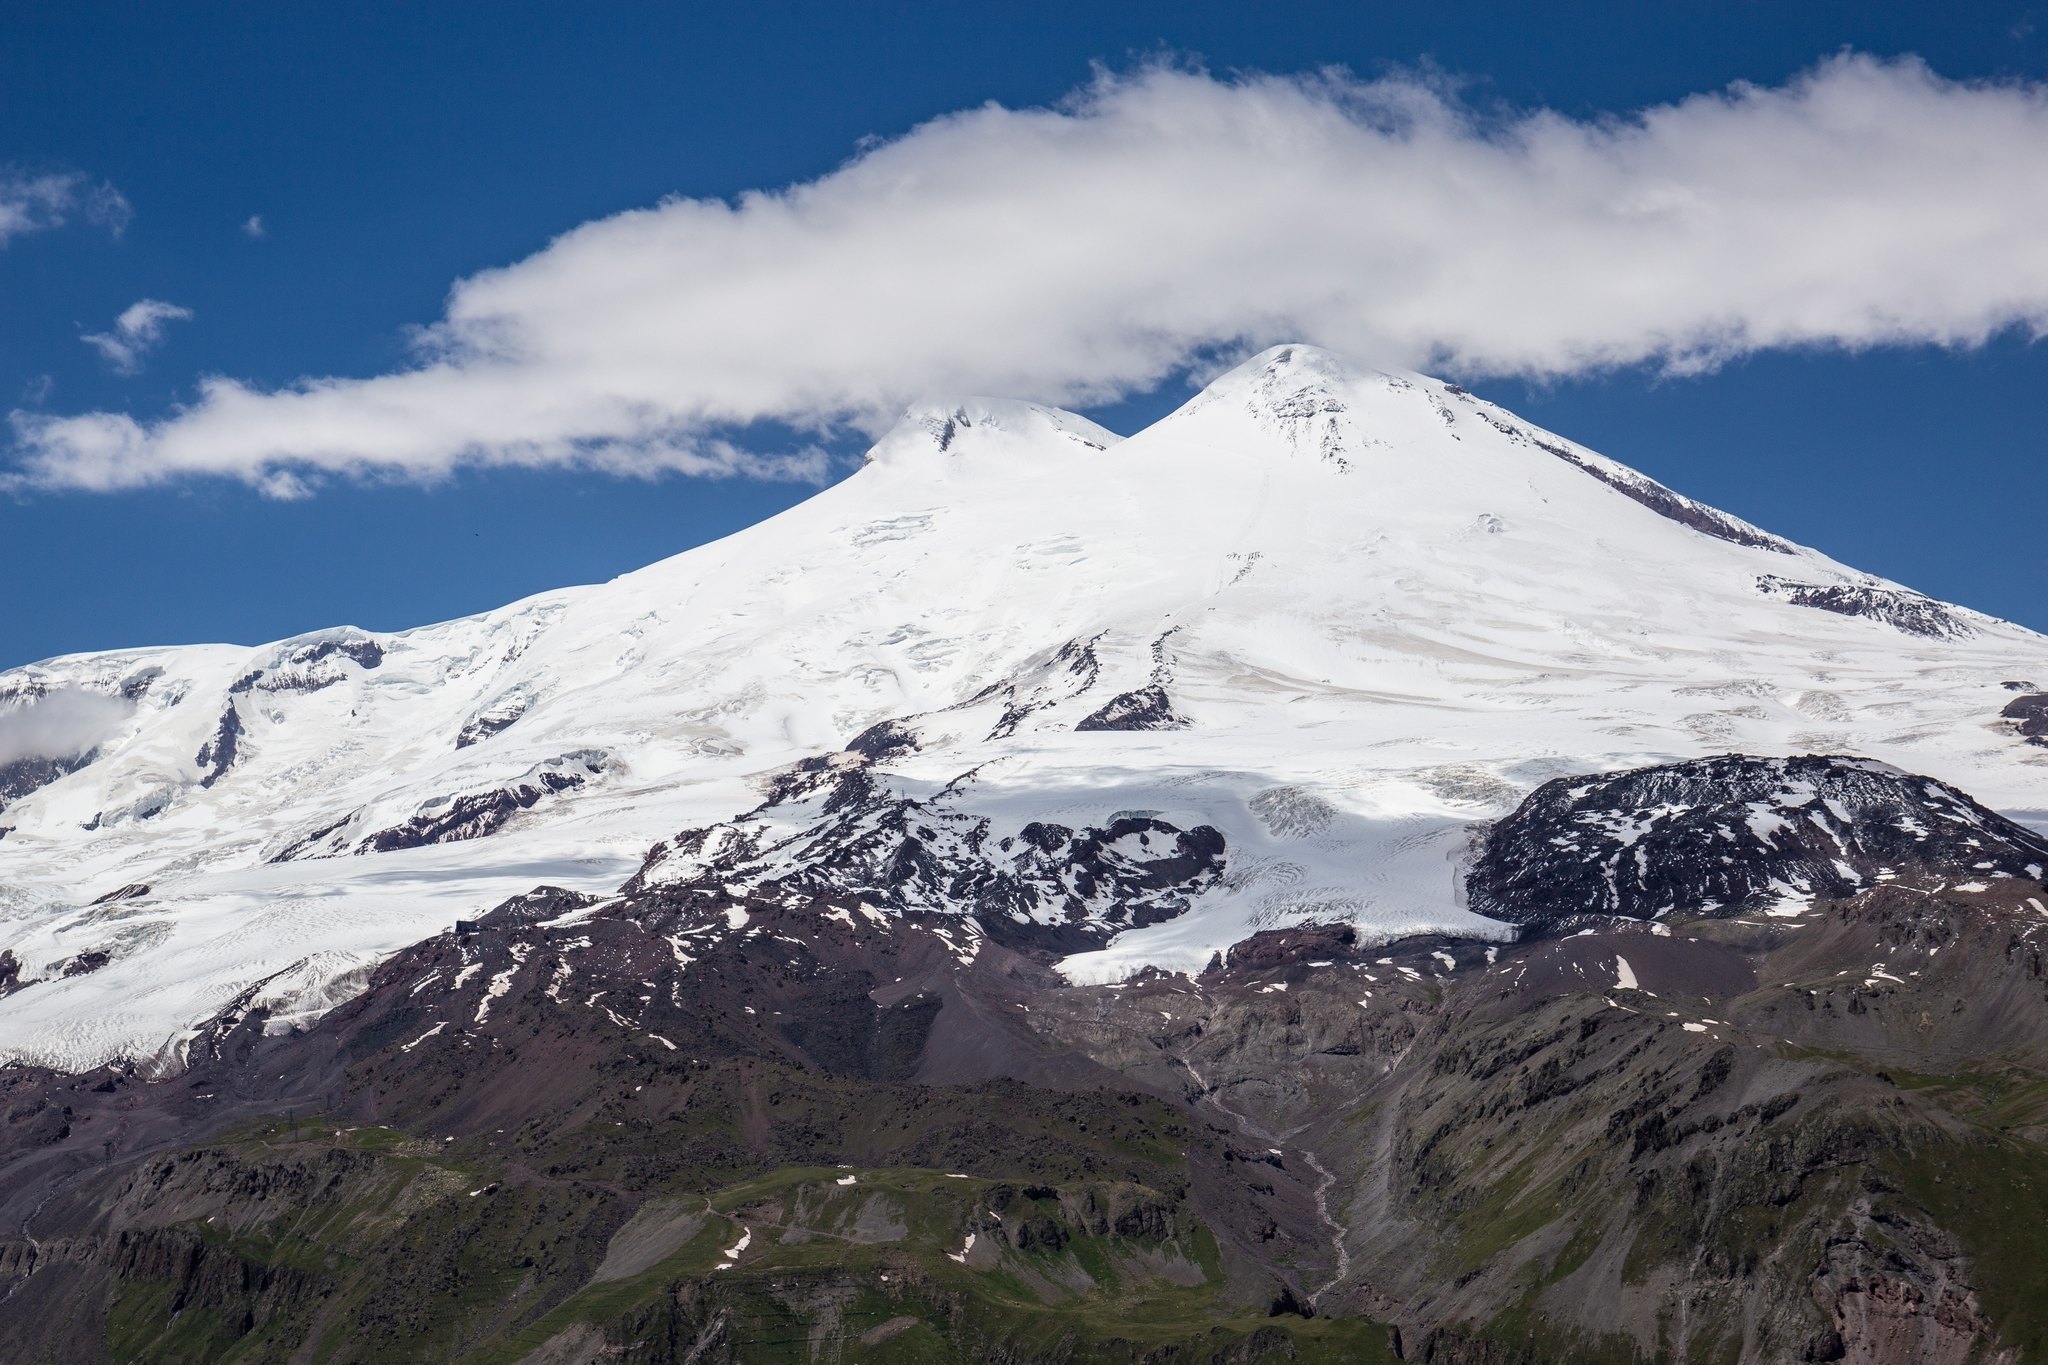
(2, 344, 2044, 1070)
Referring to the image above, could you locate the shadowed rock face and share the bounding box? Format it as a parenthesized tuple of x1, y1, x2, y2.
(0, 752, 92, 813)
(1074, 684, 1190, 732)
(1528, 431, 1795, 553)
(353, 759, 600, 854)
(1440, 387, 1792, 554)
(264, 752, 611, 861)
(228, 633, 386, 696)
(453, 700, 524, 749)
(2002, 692, 2048, 746)
(194, 703, 243, 788)
(1756, 576, 1973, 638)
(1467, 754, 2048, 926)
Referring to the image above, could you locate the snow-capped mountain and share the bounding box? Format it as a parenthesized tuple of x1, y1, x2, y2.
(5, 344, 2048, 1073)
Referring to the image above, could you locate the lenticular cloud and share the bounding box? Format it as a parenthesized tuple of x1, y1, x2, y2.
(11, 53, 2048, 494)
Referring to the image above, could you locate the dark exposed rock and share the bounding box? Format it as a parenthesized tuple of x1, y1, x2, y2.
(0, 751, 92, 812)
(303, 635, 384, 671)
(231, 632, 385, 696)
(1055, 633, 1103, 693)
(1458, 403, 1794, 552)
(454, 690, 531, 749)
(783, 988, 943, 1083)
(983, 690, 1037, 741)
(61, 951, 111, 977)
(117, 668, 162, 701)
(1543, 440, 1792, 552)
(0, 949, 24, 999)
(1075, 684, 1190, 732)
(0, 677, 48, 708)
(1238, 346, 1365, 469)
(1268, 1282, 1315, 1318)
(89, 883, 150, 905)
(1756, 575, 1973, 638)
(195, 703, 243, 788)
(1222, 923, 1361, 973)
(354, 753, 605, 853)
(1468, 753, 2048, 925)
(632, 755, 1224, 948)
(979, 634, 1109, 741)
(2001, 692, 2048, 746)
(267, 815, 353, 863)
(453, 712, 517, 748)
(844, 718, 920, 763)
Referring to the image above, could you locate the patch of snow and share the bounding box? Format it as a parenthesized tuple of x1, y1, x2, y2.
(399, 1021, 445, 1053)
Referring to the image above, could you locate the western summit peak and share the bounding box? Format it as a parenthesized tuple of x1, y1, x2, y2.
(862, 397, 1120, 470)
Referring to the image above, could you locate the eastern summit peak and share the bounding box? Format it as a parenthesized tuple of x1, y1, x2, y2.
(1188, 342, 1428, 410)
(1141, 342, 1466, 472)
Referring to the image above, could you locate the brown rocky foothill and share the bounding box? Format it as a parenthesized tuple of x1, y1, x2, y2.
(1, 831, 2043, 1359)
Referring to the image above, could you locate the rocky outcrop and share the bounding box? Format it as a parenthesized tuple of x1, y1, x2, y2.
(1450, 393, 1793, 553)
(1074, 684, 1190, 732)
(0, 751, 93, 813)
(1756, 576, 1973, 638)
(633, 756, 1223, 947)
(355, 752, 607, 853)
(1467, 754, 2048, 926)
(194, 702, 244, 788)
(454, 687, 531, 749)
(2000, 692, 2048, 746)
(229, 630, 385, 695)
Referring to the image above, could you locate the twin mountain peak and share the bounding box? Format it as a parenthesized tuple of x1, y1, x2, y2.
(1, 342, 2044, 1071)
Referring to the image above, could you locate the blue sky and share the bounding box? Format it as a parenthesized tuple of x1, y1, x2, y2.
(3, 1, 2047, 669)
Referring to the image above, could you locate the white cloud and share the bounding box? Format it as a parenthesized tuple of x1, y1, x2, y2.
(242, 214, 265, 238)
(80, 299, 194, 375)
(0, 170, 129, 246)
(0, 688, 132, 766)
(11, 53, 2048, 494)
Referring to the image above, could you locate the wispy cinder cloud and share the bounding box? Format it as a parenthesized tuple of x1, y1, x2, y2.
(81, 300, 194, 375)
(11, 53, 2048, 495)
(0, 169, 130, 247)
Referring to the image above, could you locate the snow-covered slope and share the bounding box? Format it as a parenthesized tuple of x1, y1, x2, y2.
(5, 345, 2047, 1071)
